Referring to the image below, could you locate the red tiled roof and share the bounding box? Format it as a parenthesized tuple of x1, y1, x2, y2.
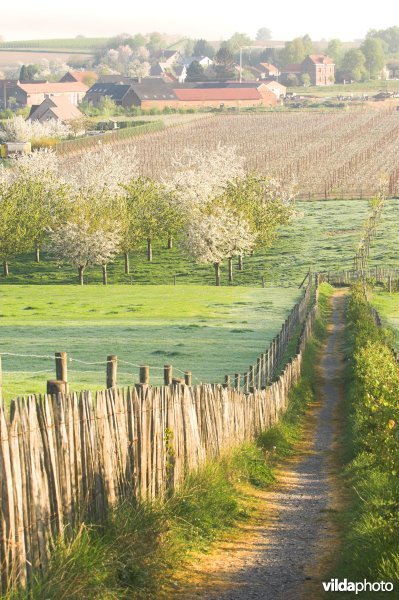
(259, 62, 279, 72)
(68, 70, 98, 82)
(307, 54, 334, 65)
(174, 88, 261, 101)
(18, 81, 88, 94)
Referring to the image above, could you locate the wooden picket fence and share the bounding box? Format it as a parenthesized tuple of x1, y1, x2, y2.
(0, 282, 319, 593)
(321, 267, 399, 287)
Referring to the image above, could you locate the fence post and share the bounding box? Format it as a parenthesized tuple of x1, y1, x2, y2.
(0, 354, 2, 401)
(244, 371, 249, 393)
(249, 365, 255, 391)
(261, 353, 266, 387)
(106, 355, 117, 389)
(55, 351, 68, 382)
(139, 365, 149, 385)
(223, 375, 231, 388)
(256, 356, 262, 390)
(184, 371, 192, 386)
(234, 373, 241, 390)
(389, 276, 392, 293)
(164, 365, 172, 385)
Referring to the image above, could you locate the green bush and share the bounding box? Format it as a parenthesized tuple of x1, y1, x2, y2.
(330, 284, 399, 594)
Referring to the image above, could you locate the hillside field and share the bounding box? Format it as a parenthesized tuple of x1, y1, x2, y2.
(88, 110, 399, 198)
(0, 285, 300, 402)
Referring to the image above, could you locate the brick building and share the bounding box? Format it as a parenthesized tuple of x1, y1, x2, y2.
(17, 81, 88, 107)
(301, 55, 335, 85)
(84, 79, 280, 110)
(281, 55, 335, 86)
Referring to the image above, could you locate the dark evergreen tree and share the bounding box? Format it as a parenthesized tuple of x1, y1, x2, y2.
(214, 47, 236, 81)
(193, 39, 216, 58)
(186, 60, 206, 82)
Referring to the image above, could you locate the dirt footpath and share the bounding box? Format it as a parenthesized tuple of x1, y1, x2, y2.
(173, 291, 347, 600)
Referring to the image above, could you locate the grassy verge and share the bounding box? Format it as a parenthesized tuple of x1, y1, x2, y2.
(330, 284, 399, 597)
(5, 283, 332, 600)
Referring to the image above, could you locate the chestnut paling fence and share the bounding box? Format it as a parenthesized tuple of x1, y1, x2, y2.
(0, 279, 316, 593)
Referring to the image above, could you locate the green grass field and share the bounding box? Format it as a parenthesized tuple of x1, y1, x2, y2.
(291, 80, 399, 96)
(371, 291, 399, 347)
(1, 198, 398, 401)
(0, 285, 300, 401)
(0, 38, 107, 52)
(2, 199, 398, 287)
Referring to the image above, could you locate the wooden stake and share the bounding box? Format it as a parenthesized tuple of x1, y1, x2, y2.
(139, 366, 149, 385)
(55, 352, 67, 382)
(106, 355, 117, 389)
(184, 371, 192, 386)
(164, 365, 172, 385)
(234, 373, 240, 390)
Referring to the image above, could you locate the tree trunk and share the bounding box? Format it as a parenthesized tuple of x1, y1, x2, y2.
(102, 264, 108, 286)
(3, 261, 9, 277)
(238, 255, 243, 271)
(214, 262, 220, 287)
(147, 238, 152, 262)
(228, 257, 233, 283)
(35, 246, 40, 263)
(78, 265, 85, 285)
(167, 236, 173, 249)
(124, 252, 130, 275)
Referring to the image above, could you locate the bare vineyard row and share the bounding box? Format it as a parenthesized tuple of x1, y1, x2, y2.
(88, 110, 399, 197)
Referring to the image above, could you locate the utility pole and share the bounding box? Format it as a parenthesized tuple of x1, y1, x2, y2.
(239, 45, 270, 84)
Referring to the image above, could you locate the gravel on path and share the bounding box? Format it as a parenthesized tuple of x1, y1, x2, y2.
(178, 291, 346, 600)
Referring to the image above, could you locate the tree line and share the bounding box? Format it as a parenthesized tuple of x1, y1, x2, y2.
(0, 145, 297, 285)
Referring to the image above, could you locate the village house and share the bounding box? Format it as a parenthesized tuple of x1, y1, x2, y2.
(154, 50, 182, 67)
(85, 79, 179, 109)
(59, 70, 98, 86)
(281, 55, 335, 86)
(0, 80, 26, 109)
(280, 63, 302, 84)
(28, 96, 83, 124)
(385, 61, 399, 79)
(172, 82, 278, 108)
(261, 80, 286, 98)
(15, 81, 88, 107)
(182, 56, 214, 68)
(84, 82, 138, 107)
(301, 55, 335, 85)
(85, 78, 281, 110)
(256, 62, 281, 79)
(149, 63, 187, 82)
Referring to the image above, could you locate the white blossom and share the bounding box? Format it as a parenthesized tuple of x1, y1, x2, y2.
(165, 145, 245, 211)
(63, 143, 139, 194)
(182, 205, 255, 265)
(47, 221, 121, 269)
(0, 116, 71, 143)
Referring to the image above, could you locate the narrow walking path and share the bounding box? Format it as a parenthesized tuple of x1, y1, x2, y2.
(174, 291, 347, 600)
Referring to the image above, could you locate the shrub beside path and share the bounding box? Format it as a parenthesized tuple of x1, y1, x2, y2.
(173, 291, 347, 600)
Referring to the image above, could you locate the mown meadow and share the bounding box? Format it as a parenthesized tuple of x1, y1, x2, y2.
(0, 285, 300, 401)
